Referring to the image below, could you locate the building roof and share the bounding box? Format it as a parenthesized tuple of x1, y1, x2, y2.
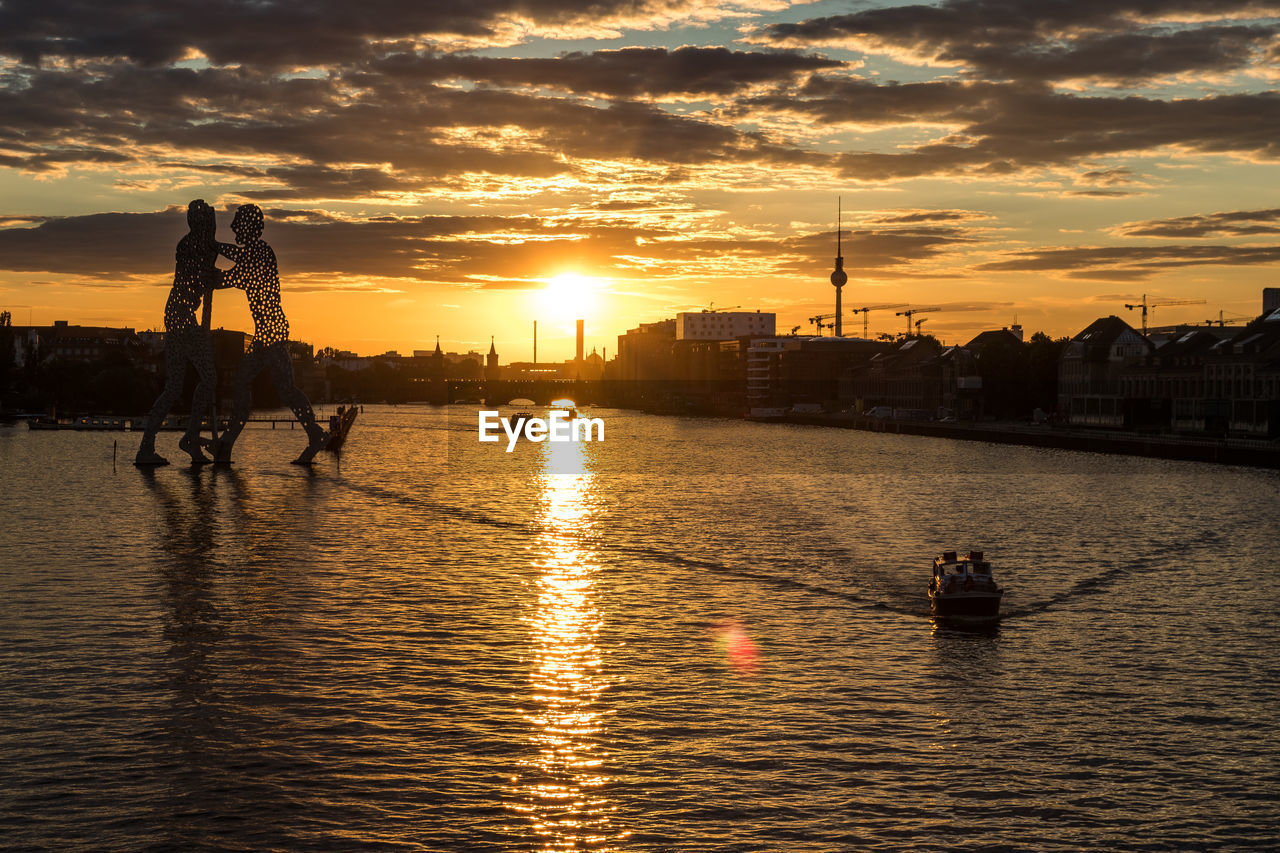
(965, 328, 1022, 350)
(1069, 315, 1149, 361)
(864, 335, 941, 370)
(1227, 324, 1280, 358)
(1152, 328, 1222, 366)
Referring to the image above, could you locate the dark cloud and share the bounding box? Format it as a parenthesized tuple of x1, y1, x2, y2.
(737, 76, 1006, 126)
(0, 0, 755, 66)
(367, 47, 843, 98)
(0, 207, 974, 284)
(1114, 208, 1280, 238)
(156, 161, 270, 178)
(978, 243, 1280, 279)
(3, 11, 1275, 203)
(770, 226, 976, 276)
(933, 301, 1015, 312)
(1065, 269, 1156, 281)
(866, 209, 990, 224)
(1079, 168, 1140, 187)
(1062, 190, 1143, 198)
(741, 78, 1280, 179)
(972, 25, 1275, 86)
(0, 62, 824, 197)
(753, 0, 1278, 84)
(0, 210, 182, 278)
(0, 208, 620, 280)
(650, 227, 973, 267)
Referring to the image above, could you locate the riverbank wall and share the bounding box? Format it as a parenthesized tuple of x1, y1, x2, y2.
(775, 413, 1280, 470)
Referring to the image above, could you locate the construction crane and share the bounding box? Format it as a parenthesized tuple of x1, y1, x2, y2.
(1123, 294, 1205, 335)
(896, 306, 941, 337)
(849, 303, 908, 338)
(1205, 310, 1250, 327)
(808, 311, 840, 335)
(914, 318, 928, 335)
(699, 303, 742, 313)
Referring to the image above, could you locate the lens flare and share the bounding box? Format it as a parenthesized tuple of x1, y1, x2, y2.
(712, 618, 762, 675)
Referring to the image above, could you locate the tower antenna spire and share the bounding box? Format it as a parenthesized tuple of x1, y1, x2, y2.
(830, 196, 848, 336)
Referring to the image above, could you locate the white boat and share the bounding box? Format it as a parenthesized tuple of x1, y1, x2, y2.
(929, 550, 1003, 621)
(549, 398, 579, 419)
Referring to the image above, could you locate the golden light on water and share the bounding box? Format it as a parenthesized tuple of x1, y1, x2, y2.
(511, 438, 622, 850)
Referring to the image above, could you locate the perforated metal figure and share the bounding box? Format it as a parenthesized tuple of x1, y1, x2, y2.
(135, 199, 218, 466)
(212, 204, 328, 464)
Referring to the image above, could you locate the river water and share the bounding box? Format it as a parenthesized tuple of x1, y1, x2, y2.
(2, 406, 1278, 851)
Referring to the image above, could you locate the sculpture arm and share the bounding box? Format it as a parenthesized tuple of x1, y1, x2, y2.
(217, 254, 251, 291)
(216, 242, 243, 262)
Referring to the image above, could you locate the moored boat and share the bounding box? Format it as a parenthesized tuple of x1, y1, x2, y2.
(929, 550, 1003, 621)
(28, 415, 135, 430)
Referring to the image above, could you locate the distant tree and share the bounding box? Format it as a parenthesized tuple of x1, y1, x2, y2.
(41, 358, 95, 411)
(1026, 331, 1068, 414)
(317, 346, 341, 359)
(969, 334, 1030, 418)
(447, 358, 482, 380)
(324, 360, 414, 403)
(90, 350, 157, 413)
(913, 332, 942, 348)
(325, 364, 356, 400)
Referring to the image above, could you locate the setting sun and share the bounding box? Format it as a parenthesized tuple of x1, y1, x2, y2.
(538, 273, 602, 321)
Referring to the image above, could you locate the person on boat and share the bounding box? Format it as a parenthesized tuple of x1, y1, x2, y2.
(135, 199, 219, 466)
(210, 204, 328, 464)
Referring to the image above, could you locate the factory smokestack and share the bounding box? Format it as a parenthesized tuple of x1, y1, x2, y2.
(576, 319, 584, 363)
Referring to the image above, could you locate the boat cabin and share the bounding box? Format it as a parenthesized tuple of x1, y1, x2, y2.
(931, 550, 997, 593)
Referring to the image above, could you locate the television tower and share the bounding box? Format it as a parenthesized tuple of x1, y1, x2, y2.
(830, 198, 848, 336)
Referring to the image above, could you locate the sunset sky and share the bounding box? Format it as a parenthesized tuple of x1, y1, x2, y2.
(2, 0, 1278, 360)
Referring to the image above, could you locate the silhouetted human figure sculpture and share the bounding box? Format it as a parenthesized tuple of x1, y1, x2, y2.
(136, 199, 218, 466)
(212, 204, 328, 464)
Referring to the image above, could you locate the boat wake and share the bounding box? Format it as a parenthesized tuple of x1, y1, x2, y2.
(1000, 562, 1133, 620)
(253, 474, 926, 616)
(247, 473, 1132, 624)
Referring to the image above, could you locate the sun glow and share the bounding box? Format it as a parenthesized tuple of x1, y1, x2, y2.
(538, 272, 602, 321)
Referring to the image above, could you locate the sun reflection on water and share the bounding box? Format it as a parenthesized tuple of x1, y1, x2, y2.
(510, 437, 622, 850)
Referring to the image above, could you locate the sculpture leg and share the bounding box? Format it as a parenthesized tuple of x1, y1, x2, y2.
(214, 347, 262, 463)
(179, 332, 216, 464)
(267, 345, 329, 464)
(135, 341, 186, 466)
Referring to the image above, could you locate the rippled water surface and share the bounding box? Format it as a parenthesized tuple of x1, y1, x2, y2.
(2, 407, 1278, 851)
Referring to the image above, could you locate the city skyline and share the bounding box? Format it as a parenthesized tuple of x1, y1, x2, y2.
(2, 1, 1279, 360)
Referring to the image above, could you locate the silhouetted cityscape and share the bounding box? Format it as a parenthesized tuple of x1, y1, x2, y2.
(3, 286, 1279, 445)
